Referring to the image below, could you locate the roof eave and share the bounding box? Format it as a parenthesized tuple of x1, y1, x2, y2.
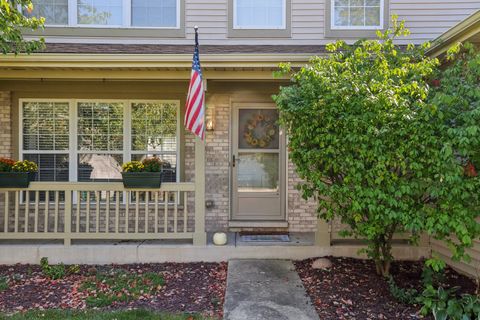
(427, 10, 480, 58)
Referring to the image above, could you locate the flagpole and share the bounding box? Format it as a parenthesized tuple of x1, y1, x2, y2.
(192, 25, 206, 246)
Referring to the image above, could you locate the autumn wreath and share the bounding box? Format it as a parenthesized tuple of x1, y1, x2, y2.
(243, 113, 277, 148)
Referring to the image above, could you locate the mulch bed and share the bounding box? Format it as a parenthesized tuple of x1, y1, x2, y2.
(0, 262, 227, 318)
(295, 257, 477, 320)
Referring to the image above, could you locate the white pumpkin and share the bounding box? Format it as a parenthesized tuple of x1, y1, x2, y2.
(213, 232, 227, 246)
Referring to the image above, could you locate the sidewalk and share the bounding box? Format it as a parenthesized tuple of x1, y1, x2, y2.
(223, 259, 319, 320)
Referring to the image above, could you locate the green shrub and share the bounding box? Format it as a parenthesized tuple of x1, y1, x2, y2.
(0, 276, 9, 292)
(274, 16, 480, 276)
(419, 285, 480, 320)
(387, 276, 419, 305)
(40, 257, 66, 280)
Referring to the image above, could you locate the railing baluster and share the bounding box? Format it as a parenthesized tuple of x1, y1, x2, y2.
(34, 191, 39, 233)
(126, 191, 130, 233)
(44, 191, 49, 233)
(135, 191, 139, 233)
(164, 191, 168, 233)
(173, 192, 177, 234)
(25, 191, 29, 233)
(76, 191, 80, 233)
(14, 191, 19, 233)
(64, 190, 72, 246)
(54, 191, 59, 233)
(86, 192, 90, 233)
(145, 192, 149, 233)
(96, 191, 100, 233)
(184, 192, 187, 233)
(4, 192, 9, 233)
(154, 192, 159, 233)
(115, 191, 119, 233)
(106, 191, 110, 233)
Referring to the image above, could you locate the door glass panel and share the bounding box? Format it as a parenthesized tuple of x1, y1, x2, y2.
(237, 153, 279, 192)
(238, 109, 279, 149)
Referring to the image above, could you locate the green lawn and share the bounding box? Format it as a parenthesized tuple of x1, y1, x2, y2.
(0, 309, 210, 320)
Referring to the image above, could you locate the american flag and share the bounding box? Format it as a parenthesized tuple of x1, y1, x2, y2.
(184, 27, 205, 140)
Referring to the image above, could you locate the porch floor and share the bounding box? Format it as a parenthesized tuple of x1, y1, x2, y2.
(0, 232, 315, 247)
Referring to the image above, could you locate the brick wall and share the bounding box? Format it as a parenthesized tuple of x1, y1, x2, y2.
(185, 94, 231, 232)
(287, 160, 318, 232)
(0, 91, 12, 158)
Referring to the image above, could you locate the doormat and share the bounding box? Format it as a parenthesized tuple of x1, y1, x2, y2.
(239, 234, 290, 242)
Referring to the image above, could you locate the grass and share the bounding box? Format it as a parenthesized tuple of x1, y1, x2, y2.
(80, 269, 165, 307)
(0, 277, 9, 292)
(0, 309, 210, 320)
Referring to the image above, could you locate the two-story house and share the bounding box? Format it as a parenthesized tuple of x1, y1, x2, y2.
(0, 1, 479, 269)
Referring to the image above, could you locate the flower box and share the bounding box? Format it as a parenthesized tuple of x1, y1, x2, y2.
(121, 172, 162, 188)
(0, 172, 37, 188)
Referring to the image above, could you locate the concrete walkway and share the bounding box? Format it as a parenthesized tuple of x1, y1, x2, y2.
(223, 260, 319, 320)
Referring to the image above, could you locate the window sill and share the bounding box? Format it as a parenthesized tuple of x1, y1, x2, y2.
(228, 28, 291, 38)
(324, 28, 384, 39)
(23, 27, 185, 38)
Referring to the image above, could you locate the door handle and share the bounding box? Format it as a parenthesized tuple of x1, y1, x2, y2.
(232, 155, 236, 167)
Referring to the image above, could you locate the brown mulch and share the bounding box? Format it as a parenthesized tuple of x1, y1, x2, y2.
(0, 262, 227, 318)
(295, 257, 477, 320)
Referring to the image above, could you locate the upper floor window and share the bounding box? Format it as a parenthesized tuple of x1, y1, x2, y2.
(234, 0, 286, 29)
(77, 0, 123, 26)
(27, 0, 180, 28)
(331, 0, 383, 30)
(30, 0, 69, 25)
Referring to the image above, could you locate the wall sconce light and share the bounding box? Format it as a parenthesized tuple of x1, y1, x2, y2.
(206, 119, 214, 132)
(205, 105, 215, 132)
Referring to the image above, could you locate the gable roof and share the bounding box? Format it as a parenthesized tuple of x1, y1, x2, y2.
(427, 10, 480, 58)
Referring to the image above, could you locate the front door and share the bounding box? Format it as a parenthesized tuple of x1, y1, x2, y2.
(231, 104, 285, 221)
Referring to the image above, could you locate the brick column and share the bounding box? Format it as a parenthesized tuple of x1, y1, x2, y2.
(0, 91, 12, 158)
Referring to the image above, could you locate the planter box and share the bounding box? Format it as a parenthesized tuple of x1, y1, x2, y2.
(121, 172, 162, 188)
(0, 172, 37, 188)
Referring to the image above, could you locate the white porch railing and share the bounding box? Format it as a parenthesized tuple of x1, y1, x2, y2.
(0, 181, 204, 246)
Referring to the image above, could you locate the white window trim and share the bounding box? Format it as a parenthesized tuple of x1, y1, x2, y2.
(233, 0, 286, 30)
(330, 0, 384, 30)
(38, 0, 181, 29)
(19, 98, 181, 184)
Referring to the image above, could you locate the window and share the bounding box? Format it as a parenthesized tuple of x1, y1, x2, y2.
(77, 102, 124, 181)
(131, 102, 178, 182)
(77, 0, 123, 25)
(26, 0, 180, 28)
(234, 0, 286, 29)
(131, 0, 177, 28)
(331, 0, 383, 29)
(20, 100, 180, 183)
(28, 0, 69, 25)
(22, 101, 70, 181)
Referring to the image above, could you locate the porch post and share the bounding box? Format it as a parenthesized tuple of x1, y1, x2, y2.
(193, 136, 207, 245)
(315, 218, 331, 247)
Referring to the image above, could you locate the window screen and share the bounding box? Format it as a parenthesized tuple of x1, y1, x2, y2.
(332, 0, 382, 28)
(234, 0, 285, 29)
(131, 0, 177, 27)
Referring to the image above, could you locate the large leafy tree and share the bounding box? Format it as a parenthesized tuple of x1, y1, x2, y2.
(274, 18, 480, 276)
(0, 0, 44, 54)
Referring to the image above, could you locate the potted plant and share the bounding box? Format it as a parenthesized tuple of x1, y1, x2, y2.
(0, 158, 38, 188)
(121, 157, 164, 188)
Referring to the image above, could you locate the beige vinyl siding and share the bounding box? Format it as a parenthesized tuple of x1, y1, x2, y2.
(392, 0, 480, 43)
(27, 0, 480, 45)
(431, 238, 480, 278)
